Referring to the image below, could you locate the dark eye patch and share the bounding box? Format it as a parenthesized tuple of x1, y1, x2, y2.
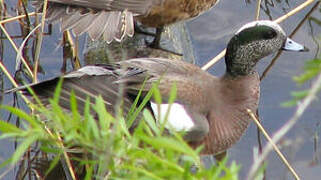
(263, 29, 277, 39)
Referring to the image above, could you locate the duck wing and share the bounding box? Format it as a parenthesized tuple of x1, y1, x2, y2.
(7, 58, 212, 141)
(34, 0, 164, 42)
(6, 58, 171, 114)
(7, 64, 136, 115)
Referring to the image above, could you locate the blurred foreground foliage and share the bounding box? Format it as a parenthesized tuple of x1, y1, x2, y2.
(0, 82, 239, 179)
(282, 50, 321, 107)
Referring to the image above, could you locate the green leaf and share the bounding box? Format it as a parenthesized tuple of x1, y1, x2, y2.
(293, 59, 321, 84)
(161, 83, 178, 133)
(168, 83, 177, 104)
(291, 90, 309, 98)
(281, 99, 298, 107)
(127, 87, 153, 128)
(0, 120, 24, 134)
(139, 135, 197, 158)
(152, 83, 162, 104)
(126, 78, 147, 123)
(119, 117, 131, 138)
(40, 146, 63, 154)
(94, 97, 114, 141)
(143, 109, 160, 135)
(281, 90, 311, 107)
(134, 149, 184, 172)
(1, 106, 39, 128)
(120, 165, 163, 180)
(45, 153, 62, 176)
(84, 165, 94, 180)
(70, 90, 81, 121)
(53, 78, 64, 103)
(84, 97, 100, 140)
(11, 133, 39, 164)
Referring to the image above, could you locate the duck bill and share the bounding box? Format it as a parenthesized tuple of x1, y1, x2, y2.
(282, 38, 309, 52)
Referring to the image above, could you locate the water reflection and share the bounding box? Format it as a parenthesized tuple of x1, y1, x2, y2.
(1, 0, 321, 179)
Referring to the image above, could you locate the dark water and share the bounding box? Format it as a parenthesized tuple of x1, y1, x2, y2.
(187, 0, 321, 179)
(1, 0, 321, 179)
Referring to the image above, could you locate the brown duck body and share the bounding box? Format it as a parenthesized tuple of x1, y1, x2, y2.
(10, 58, 259, 155)
(36, 0, 219, 41)
(130, 59, 260, 155)
(190, 73, 260, 154)
(138, 0, 219, 27)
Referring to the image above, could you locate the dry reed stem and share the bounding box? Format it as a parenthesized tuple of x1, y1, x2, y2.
(0, 61, 30, 103)
(0, 61, 18, 89)
(0, 164, 15, 179)
(0, 1, 4, 11)
(201, 0, 316, 71)
(274, 0, 317, 23)
(247, 71, 321, 180)
(0, 24, 33, 77)
(1, 3, 76, 179)
(66, 30, 81, 69)
(247, 109, 300, 180)
(0, 12, 38, 24)
(36, 2, 76, 179)
(33, 1, 48, 83)
(56, 133, 77, 180)
(201, 49, 225, 70)
(41, 124, 77, 180)
(255, 0, 262, 20)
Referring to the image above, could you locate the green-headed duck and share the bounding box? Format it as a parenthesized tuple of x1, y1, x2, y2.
(8, 20, 308, 155)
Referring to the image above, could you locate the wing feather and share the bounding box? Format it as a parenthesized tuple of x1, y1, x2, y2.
(34, 0, 165, 42)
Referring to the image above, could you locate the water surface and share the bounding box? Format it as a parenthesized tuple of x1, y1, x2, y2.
(1, 0, 321, 179)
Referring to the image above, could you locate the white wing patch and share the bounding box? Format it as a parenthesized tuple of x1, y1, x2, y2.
(150, 102, 194, 131)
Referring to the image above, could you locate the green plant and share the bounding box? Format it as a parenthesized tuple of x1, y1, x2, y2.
(0, 81, 239, 179)
(282, 57, 321, 107)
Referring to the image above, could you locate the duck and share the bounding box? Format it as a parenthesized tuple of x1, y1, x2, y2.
(34, 0, 220, 47)
(8, 20, 308, 156)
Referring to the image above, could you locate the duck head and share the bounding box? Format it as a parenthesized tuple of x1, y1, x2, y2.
(225, 20, 308, 77)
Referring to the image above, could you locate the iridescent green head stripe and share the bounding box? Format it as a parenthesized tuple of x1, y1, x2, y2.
(232, 25, 279, 46)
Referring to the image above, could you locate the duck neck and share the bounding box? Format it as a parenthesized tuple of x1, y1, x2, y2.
(225, 40, 261, 77)
(225, 57, 259, 77)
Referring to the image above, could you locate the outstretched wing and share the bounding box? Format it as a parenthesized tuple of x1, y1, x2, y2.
(43, 0, 159, 13)
(34, 0, 163, 42)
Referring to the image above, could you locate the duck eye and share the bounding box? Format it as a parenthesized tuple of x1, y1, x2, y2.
(263, 29, 277, 39)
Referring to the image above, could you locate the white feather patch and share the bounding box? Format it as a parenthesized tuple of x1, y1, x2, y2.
(64, 66, 111, 78)
(236, 20, 285, 36)
(150, 102, 194, 131)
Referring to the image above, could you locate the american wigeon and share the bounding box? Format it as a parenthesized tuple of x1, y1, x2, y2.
(34, 0, 220, 44)
(8, 20, 308, 155)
